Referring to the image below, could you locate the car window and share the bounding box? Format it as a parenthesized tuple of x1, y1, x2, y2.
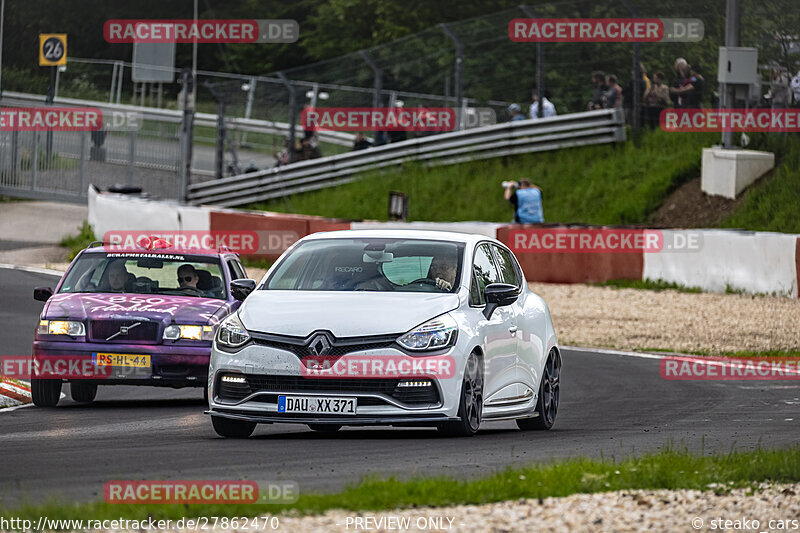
(58, 253, 227, 299)
(265, 238, 464, 293)
(469, 270, 484, 306)
(227, 259, 244, 280)
(472, 244, 501, 295)
(493, 245, 521, 287)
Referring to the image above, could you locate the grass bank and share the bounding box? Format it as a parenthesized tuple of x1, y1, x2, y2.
(6, 447, 800, 522)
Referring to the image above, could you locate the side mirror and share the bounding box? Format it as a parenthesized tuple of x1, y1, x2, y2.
(230, 279, 257, 301)
(34, 287, 54, 302)
(483, 283, 519, 319)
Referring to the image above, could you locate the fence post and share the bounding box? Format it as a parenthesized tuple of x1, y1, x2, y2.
(359, 50, 383, 109)
(127, 127, 135, 187)
(440, 23, 463, 116)
(520, 6, 544, 118)
(178, 68, 194, 203)
(32, 132, 39, 191)
(620, 0, 641, 130)
(278, 72, 298, 163)
(79, 130, 87, 196)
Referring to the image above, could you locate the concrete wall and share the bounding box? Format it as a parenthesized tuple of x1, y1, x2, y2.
(643, 229, 799, 297)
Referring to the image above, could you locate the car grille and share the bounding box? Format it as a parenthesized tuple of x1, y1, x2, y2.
(250, 331, 399, 358)
(89, 320, 160, 344)
(216, 374, 440, 406)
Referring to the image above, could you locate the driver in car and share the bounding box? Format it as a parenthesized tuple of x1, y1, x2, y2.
(429, 253, 458, 291)
(106, 261, 130, 292)
(177, 264, 201, 290)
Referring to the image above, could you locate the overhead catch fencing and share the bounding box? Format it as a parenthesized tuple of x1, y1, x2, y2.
(187, 108, 626, 207)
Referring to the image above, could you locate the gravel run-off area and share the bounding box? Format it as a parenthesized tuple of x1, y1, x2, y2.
(529, 282, 800, 355)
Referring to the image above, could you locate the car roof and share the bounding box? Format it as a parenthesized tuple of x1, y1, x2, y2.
(81, 245, 229, 258)
(299, 229, 502, 247)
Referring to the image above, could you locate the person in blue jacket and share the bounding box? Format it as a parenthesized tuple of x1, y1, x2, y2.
(504, 179, 544, 224)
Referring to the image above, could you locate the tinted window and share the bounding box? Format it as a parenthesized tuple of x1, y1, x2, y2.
(493, 246, 520, 287)
(265, 238, 464, 293)
(227, 259, 245, 280)
(472, 244, 501, 295)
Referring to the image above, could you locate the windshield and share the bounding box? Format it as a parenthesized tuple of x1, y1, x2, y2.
(265, 238, 464, 293)
(59, 252, 227, 299)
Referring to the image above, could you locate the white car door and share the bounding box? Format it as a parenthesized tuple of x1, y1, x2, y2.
(471, 243, 518, 402)
(491, 244, 546, 393)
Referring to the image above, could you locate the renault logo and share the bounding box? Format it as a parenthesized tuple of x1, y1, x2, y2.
(307, 334, 331, 356)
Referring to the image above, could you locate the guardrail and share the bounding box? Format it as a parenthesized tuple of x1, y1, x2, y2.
(0, 91, 356, 147)
(187, 108, 626, 207)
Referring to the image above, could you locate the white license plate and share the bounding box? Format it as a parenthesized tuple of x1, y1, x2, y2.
(277, 395, 357, 415)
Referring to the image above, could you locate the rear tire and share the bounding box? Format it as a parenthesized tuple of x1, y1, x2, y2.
(211, 416, 256, 438)
(70, 383, 97, 403)
(307, 424, 342, 433)
(438, 352, 483, 437)
(517, 349, 560, 431)
(31, 379, 61, 407)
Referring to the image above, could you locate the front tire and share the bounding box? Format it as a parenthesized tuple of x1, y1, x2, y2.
(438, 352, 483, 437)
(517, 349, 560, 431)
(31, 379, 61, 407)
(211, 415, 256, 438)
(70, 383, 97, 403)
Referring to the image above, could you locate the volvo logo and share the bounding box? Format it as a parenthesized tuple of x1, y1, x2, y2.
(106, 322, 141, 341)
(307, 333, 332, 356)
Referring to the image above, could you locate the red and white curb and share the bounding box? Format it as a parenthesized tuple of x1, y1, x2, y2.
(0, 377, 32, 409)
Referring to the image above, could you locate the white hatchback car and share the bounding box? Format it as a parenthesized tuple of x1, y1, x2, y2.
(207, 230, 560, 438)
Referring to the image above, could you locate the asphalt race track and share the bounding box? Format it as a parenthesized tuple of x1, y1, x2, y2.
(1, 267, 798, 507)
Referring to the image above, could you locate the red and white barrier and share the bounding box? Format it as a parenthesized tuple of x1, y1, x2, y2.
(87, 189, 800, 297)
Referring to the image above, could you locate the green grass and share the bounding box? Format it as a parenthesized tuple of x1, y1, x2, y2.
(721, 134, 800, 233)
(593, 278, 703, 293)
(4, 447, 800, 522)
(249, 129, 718, 223)
(59, 221, 96, 261)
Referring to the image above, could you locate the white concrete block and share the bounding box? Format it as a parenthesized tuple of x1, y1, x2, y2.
(701, 147, 774, 199)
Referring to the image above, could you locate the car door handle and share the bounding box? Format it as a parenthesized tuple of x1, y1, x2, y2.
(508, 326, 518, 334)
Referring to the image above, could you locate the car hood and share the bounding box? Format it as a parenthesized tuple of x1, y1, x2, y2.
(239, 291, 461, 337)
(43, 293, 230, 325)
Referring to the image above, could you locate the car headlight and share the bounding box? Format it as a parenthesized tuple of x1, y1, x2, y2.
(216, 313, 250, 349)
(163, 324, 214, 341)
(397, 314, 458, 352)
(38, 320, 85, 337)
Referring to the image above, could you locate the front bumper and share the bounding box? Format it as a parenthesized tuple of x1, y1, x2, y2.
(32, 340, 210, 387)
(207, 342, 466, 426)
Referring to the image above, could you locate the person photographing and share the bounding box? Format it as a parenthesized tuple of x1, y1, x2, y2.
(504, 179, 544, 224)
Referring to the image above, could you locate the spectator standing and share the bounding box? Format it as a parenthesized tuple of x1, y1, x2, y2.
(643, 70, 671, 127)
(604, 75, 623, 109)
(508, 103, 526, 121)
(504, 179, 544, 224)
(770, 67, 792, 109)
(529, 89, 557, 119)
(670, 58, 704, 108)
(352, 133, 372, 151)
(588, 71, 606, 110)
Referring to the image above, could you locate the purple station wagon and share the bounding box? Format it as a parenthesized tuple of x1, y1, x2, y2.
(31, 242, 256, 407)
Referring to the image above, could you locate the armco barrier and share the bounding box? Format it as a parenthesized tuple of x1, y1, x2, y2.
(495, 225, 644, 283)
